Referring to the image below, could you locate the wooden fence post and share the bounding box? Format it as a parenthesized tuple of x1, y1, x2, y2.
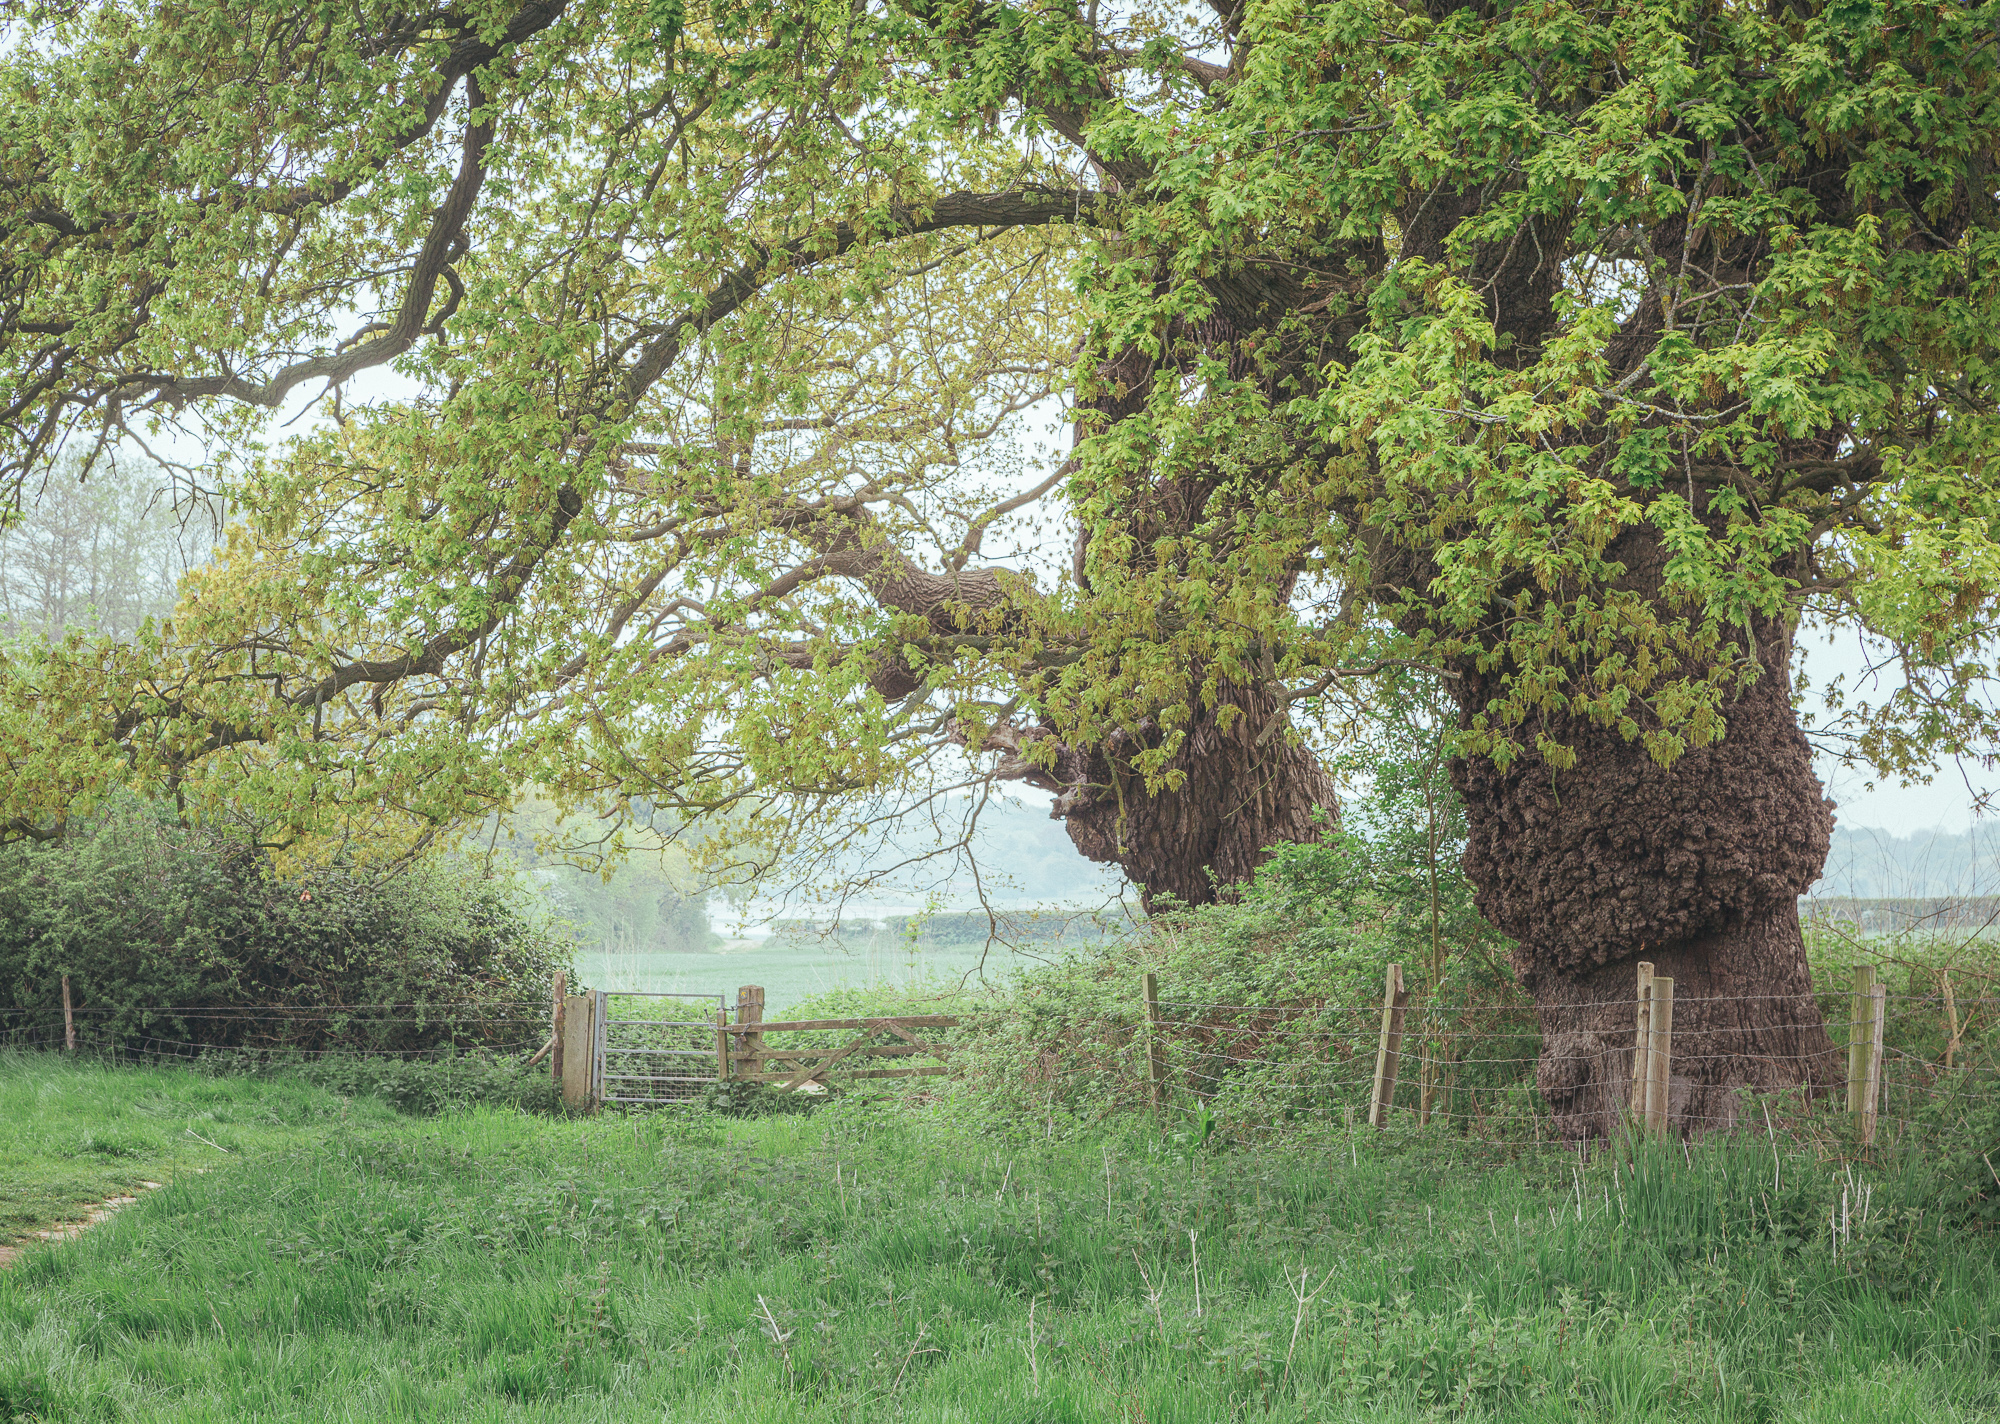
(1142, 971, 1166, 1117)
(591, 989, 607, 1108)
(1847, 963, 1875, 1131)
(1368, 964, 1411, 1129)
(61, 975, 75, 1053)
(1644, 976, 1674, 1135)
(550, 969, 566, 1084)
(560, 991, 596, 1111)
(1629, 961, 1655, 1121)
(736, 985, 765, 1081)
(1857, 975, 1886, 1148)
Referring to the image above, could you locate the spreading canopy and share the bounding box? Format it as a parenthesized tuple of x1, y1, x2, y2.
(2, 0, 1997, 905)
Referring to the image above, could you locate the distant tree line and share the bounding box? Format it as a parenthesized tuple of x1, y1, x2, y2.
(0, 456, 221, 643)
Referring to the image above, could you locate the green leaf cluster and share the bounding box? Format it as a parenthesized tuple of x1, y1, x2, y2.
(0, 797, 572, 1053)
(3, 0, 1999, 875)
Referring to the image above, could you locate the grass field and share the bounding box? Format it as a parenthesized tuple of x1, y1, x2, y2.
(0, 1054, 403, 1243)
(571, 938, 1049, 1012)
(3, 1053, 1997, 1422)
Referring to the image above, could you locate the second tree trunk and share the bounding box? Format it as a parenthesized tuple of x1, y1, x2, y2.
(1452, 599, 1841, 1139)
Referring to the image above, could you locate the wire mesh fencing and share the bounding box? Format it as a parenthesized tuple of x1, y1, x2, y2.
(4, 963, 1994, 1162)
(956, 964, 1998, 1161)
(0, 1000, 555, 1061)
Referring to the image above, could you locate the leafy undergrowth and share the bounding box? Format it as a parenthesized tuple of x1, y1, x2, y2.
(1, 1059, 1997, 1422)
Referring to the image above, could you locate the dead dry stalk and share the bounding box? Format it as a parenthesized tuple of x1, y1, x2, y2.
(1283, 1263, 1335, 1387)
(1133, 1251, 1168, 1350)
(752, 1294, 794, 1377)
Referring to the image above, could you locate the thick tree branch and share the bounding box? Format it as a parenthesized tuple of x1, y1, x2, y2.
(114, 77, 499, 415)
(613, 187, 1109, 413)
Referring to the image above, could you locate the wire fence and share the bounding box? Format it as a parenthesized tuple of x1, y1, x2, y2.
(946, 966, 2000, 1163)
(0, 1000, 553, 1060)
(4, 971, 1995, 1157)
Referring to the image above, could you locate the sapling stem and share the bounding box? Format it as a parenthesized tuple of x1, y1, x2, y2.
(1283, 1263, 1334, 1387)
(1133, 1251, 1169, 1350)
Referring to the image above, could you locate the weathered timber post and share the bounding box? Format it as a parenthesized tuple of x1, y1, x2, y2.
(1847, 963, 1876, 1132)
(1142, 971, 1166, 1118)
(1629, 961, 1655, 1122)
(550, 969, 566, 1084)
(592, 989, 607, 1107)
(1368, 964, 1411, 1129)
(1644, 976, 1674, 1135)
(560, 991, 597, 1111)
(1855, 971, 1886, 1148)
(736, 986, 765, 1082)
(61, 975, 75, 1053)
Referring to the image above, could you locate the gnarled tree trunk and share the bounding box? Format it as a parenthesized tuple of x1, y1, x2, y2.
(1042, 682, 1339, 910)
(1451, 530, 1840, 1139)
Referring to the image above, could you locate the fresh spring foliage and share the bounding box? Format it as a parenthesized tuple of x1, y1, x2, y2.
(2, 0, 1998, 877)
(936, 754, 1520, 1123)
(3, 1055, 1998, 1422)
(0, 801, 572, 1054)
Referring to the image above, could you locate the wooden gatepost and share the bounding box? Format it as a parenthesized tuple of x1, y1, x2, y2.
(559, 985, 957, 1110)
(561, 989, 602, 1111)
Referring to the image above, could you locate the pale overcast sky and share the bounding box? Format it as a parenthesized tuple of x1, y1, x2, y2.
(1797, 630, 1997, 838)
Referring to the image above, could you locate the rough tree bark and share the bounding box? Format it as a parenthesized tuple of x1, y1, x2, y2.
(1000, 320, 1347, 908)
(1450, 524, 1840, 1139)
(1038, 684, 1340, 911)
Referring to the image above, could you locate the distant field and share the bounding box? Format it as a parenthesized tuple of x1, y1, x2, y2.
(571, 937, 1074, 1014)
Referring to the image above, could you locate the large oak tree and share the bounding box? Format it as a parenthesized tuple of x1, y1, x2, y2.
(5, 0, 1999, 1134)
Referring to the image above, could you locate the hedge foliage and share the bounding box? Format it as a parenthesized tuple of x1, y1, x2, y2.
(0, 801, 571, 1056)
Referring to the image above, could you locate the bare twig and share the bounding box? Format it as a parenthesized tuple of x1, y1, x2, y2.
(1283, 1262, 1336, 1386)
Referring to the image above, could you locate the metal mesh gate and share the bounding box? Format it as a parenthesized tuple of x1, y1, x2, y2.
(597, 991, 727, 1105)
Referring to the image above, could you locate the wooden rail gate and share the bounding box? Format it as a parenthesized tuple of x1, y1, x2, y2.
(559, 985, 956, 1111)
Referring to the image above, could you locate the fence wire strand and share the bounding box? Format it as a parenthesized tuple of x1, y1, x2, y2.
(3, 971, 1992, 1158)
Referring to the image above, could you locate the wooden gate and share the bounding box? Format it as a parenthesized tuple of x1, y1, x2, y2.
(558, 985, 957, 1110)
(722, 1004, 959, 1090)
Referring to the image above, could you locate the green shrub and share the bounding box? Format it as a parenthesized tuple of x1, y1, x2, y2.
(1910, 1066, 2000, 1230)
(234, 1050, 567, 1117)
(953, 831, 1532, 1134)
(699, 1078, 819, 1117)
(0, 799, 572, 1056)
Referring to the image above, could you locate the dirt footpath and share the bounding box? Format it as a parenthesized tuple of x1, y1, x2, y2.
(0, 1181, 163, 1269)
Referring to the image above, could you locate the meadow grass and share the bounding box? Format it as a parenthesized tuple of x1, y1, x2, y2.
(2, 1054, 1997, 1421)
(0, 1051, 402, 1239)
